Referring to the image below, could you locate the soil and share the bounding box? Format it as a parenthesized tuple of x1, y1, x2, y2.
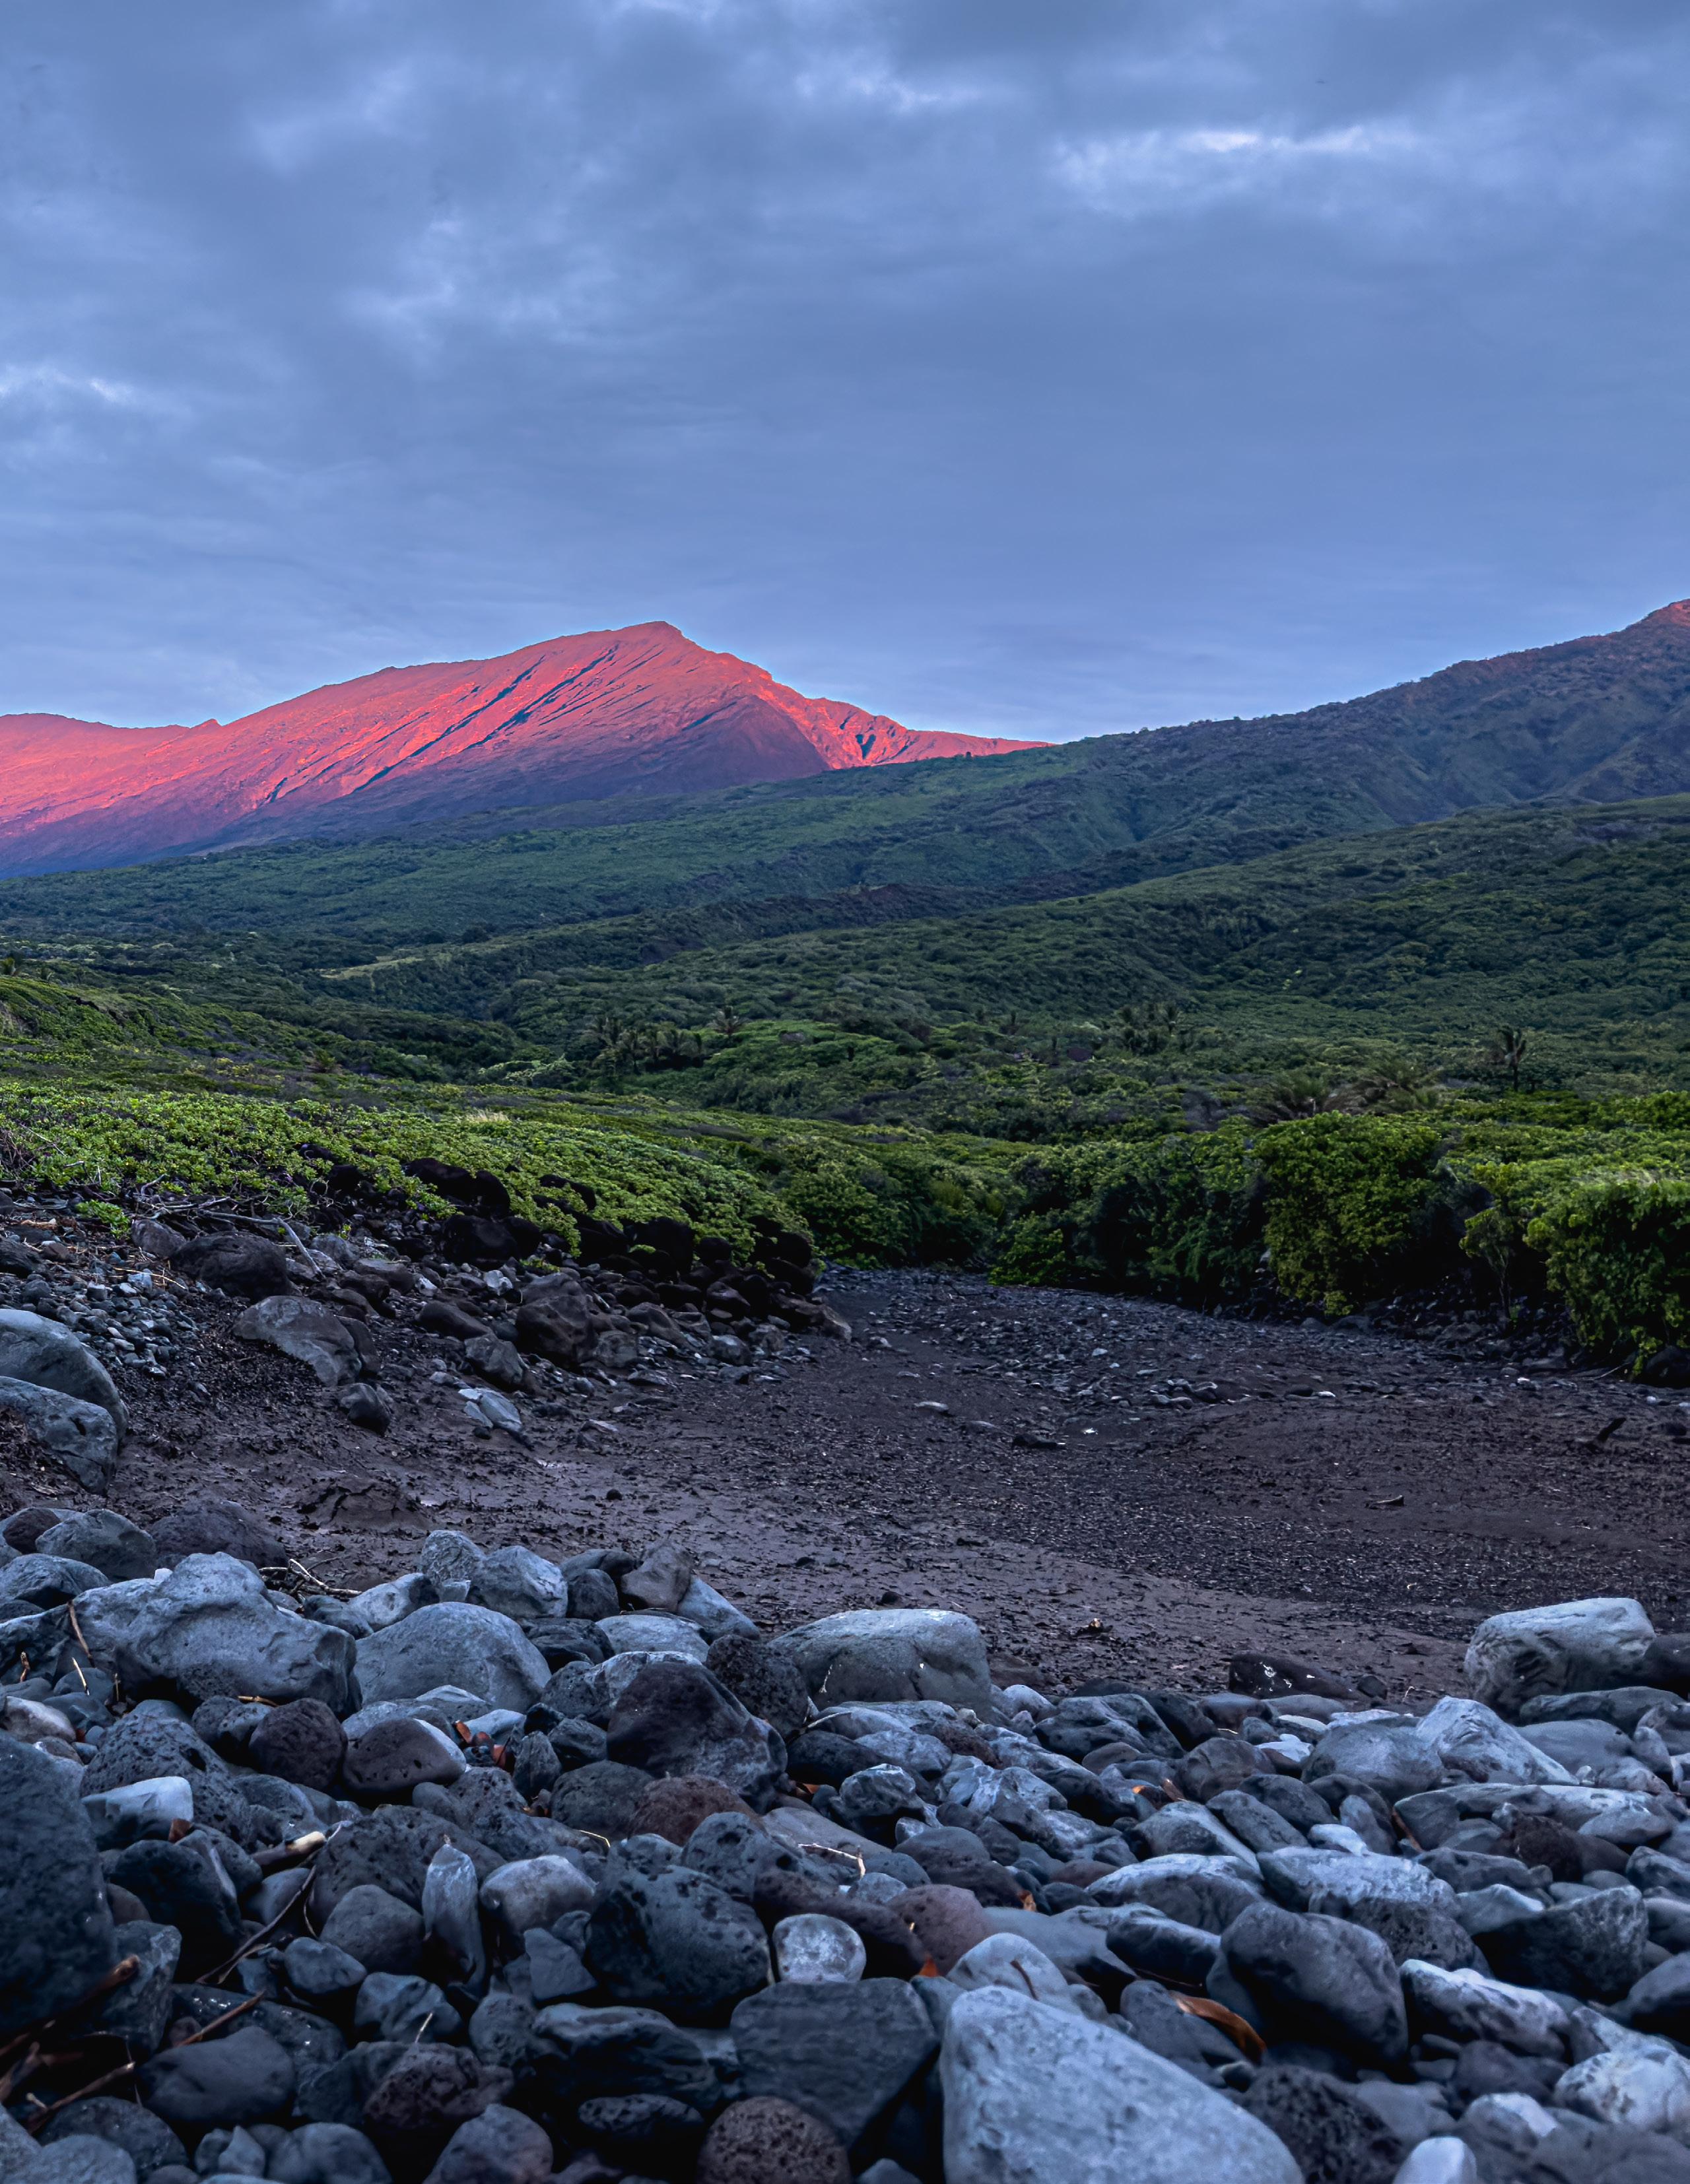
(8, 1261, 1689, 1704)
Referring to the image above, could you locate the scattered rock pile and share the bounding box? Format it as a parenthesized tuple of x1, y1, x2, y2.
(0, 1189, 846, 1480)
(4, 1505, 1690, 2183)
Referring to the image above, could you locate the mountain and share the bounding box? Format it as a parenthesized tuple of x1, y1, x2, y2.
(7, 597, 1689, 943)
(0, 621, 1040, 875)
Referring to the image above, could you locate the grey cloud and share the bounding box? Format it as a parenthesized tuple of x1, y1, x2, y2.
(1, 0, 1686, 741)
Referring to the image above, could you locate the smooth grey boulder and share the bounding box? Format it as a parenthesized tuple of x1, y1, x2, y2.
(1260, 1847, 1456, 1917)
(420, 1531, 485, 1587)
(0, 1377, 121, 1492)
(1466, 1598, 1656, 1719)
(113, 1554, 356, 1710)
(0, 1731, 118, 2039)
(599, 1612, 711, 1663)
(675, 1574, 758, 1641)
(139, 2024, 297, 2127)
(480, 1856, 596, 1943)
(342, 1716, 466, 1798)
(353, 1971, 461, 2045)
(234, 1296, 358, 1386)
(1553, 2026, 1690, 2143)
(1619, 1954, 1690, 2041)
(466, 1547, 568, 1626)
(770, 1608, 992, 1711)
(1087, 1853, 1265, 1933)
(349, 1572, 439, 1632)
(268, 2121, 391, 2184)
(1417, 1696, 1576, 1786)
(939, 1987, 1300, 2183)
(622, 1542, 694, 1612)
(731, 1979, 937, 2155)
(37, 1510, 158, 1583)
(17, 2133, 138, 2184)
(1223, 1901, 1409, 2065)
(1304, 1718, 1444, 1803)
(422, 1844, 487, 1989)
(320, 1884, 425, 1975)
(148, 1500, 285, 1570)
(422, 2105, 555, 2184)
(0, 1553, 108, 1611)
(0, 1307, 128, 1430)
(355, 1603, 550, 1713)
(1400, 1960, 1569, 2056)
(949, 1934, 1079, 2013)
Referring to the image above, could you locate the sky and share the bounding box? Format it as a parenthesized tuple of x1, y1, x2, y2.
(2, 0, 1687, 742)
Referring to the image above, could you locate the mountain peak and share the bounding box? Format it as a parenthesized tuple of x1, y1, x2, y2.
(0, 623, 1043, 875)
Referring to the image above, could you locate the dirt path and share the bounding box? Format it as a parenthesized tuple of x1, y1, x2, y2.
(17, 1265, 1687, 1703)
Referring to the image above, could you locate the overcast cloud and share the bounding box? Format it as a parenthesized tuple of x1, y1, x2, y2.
(2, 0, 1687, 737)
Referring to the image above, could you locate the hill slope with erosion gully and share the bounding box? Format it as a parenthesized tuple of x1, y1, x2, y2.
(3, 1186, 1687, 1702)
(0, 622, 1040, 875)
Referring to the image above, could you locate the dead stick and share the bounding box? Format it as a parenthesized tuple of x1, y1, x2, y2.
(0, 2044, 40, 2106)
(26, 1993, 261, 2133)
(0, 1958, 139, 2069)
(203, 1850, 328, 1985)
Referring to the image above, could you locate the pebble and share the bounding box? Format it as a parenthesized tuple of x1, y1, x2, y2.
(6, 1511, 1690, 2184)
(772, 1912, 868, 1983)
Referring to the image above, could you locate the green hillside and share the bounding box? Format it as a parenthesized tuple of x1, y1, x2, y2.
(281, 796, 1690, 1113)
(8, 796, 1685, 1147)
(4, 605, 1689, 1366)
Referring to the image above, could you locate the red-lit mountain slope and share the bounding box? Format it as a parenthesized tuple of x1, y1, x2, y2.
(0, 622, 1041, 875)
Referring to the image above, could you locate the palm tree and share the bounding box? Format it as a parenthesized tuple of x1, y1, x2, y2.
(1487, 1025, 1529, 1093)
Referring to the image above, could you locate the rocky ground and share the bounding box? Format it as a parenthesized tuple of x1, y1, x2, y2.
(5, 1202, 1690, 2180)
(1, 1195, 1685, 1705)
(3, 1500, 1690, 2184)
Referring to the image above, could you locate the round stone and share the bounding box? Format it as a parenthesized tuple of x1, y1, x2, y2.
(341, 1715, 465, 1797)
(248, 1698, 347, 1792)
(696, 2098, 851, 2184)
(633, 1774, 754, 1845)
(772, 1914, 867, 1984)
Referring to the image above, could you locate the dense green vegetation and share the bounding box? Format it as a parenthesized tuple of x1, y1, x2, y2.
(18, 794, 1675, 1141)
(993, 1099, 1690, 1366)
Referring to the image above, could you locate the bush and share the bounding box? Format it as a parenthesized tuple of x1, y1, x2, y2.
(768, 1140, 1004, 1266)
(75, 1198, 130, 1236)
(1254, 1113, 1453, 1313)
(1516, 1169, 1690, 1359)
(991, 1127, 1261, 1300)
(1076, 1127, 1264, 1302)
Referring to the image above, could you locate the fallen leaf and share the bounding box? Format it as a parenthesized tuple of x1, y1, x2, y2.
(1175, 1993, 1266, 2061)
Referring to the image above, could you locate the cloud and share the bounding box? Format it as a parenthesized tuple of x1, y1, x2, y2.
(0, 0, 1687, 741)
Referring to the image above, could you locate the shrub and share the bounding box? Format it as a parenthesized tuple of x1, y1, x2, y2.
(75, 1198, 130, 1236)
(1517, 1168, 1690, 1359)
(768, 1140, 1003, 1266)
(1252, 1113, 1453, 1313)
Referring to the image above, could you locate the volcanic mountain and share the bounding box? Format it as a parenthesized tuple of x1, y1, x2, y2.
(0, 622, 1041, 875)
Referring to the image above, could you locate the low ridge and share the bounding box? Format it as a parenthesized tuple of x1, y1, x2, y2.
(0, 621, 1040, 875)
